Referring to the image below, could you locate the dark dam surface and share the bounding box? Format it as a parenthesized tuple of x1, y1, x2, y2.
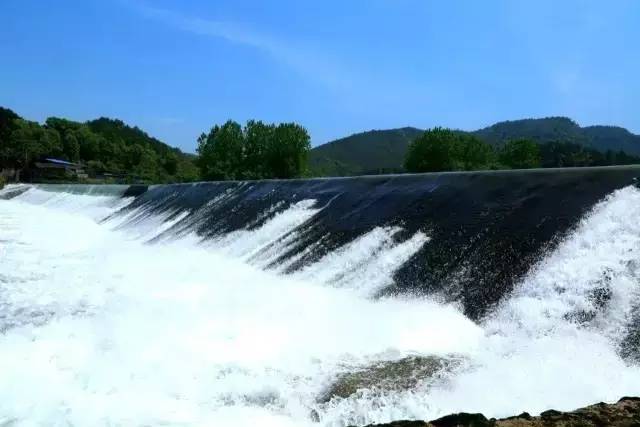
(116, 166, 640, 321)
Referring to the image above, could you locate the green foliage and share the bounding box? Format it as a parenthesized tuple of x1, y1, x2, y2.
(539, 141, 640, 168)
(44, 117, 82, 162)
(309, 127, 422, 177)
(474, 117, 640, 156)
(404, 128, 496, 173)
(499, 139, 541, 169)
(8, 119, 63, 168)
(197, 120, 245, 180)
(3, 104, 639, 183)
(267, 123, 311, 179)
(405, 128, 462, 172)
(0, 107, 20, 164)
(311, 117, 640, 177)
(243, 120, 273, 179)
(86, 117, 196, 182)
(0, 107, 199, 183)
(197, 120, 310, 180)
(460, 135, 496, 170)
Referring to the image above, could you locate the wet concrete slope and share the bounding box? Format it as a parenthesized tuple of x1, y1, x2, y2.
(115, 166, 640, 320)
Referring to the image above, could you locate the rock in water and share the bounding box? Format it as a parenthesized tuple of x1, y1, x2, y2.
(354, 397, 640, 426)
(319, 355, 464, 403)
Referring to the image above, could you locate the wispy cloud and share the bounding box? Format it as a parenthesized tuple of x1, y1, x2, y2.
(128, 2, 350, 90)
(155, 116, 185, 126)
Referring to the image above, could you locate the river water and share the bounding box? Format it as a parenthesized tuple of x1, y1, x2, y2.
(1, 184, 640, 426)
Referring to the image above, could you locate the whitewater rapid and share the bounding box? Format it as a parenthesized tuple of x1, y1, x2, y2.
(1, 184, 639, 426)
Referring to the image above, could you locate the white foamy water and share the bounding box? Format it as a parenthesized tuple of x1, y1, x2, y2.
(1, 185, 640, 426)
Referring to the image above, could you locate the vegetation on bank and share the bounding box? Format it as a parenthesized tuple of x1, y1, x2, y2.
(197, 120, 310, 180)
(404, 128, 542, 172)
(0, 107, 198, 183)
(404, 127, 640, 173)
(1, 105, 639, 183)
(0, 107, 310, 183)
(311, 117, 640, 176)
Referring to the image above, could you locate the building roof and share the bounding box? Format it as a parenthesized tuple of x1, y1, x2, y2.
(44, 158, 82, 167)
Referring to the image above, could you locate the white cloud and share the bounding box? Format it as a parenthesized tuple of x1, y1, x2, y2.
(129, 2, 350, 90)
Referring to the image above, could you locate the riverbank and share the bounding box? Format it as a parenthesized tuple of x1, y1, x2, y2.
(356, 397, 640, 426)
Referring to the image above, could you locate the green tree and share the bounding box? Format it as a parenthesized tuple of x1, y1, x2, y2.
(196, 120, 310, 180)
(76, 126, 102, 161)
(404, 128, 465, 172)
(0, 107, 20, 168)
(1, 106, 201, 183)
(499, 139, 541, 169)
(44, 118, 82, 162)
(197, 120, 244, 180)
(8, 119, 62, 169)
(175, 157, 200, 182)
(62, 130, 81, 162)
(460, 135, 496, 170)
(265, 123, 310, 179)
(243, 120, 274, 180)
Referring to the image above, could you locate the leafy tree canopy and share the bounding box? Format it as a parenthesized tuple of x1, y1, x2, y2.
(197, 120, 310, 180)
(404, 128, 496, 173)
(498, 139, 541, 169)
(0, 107, 199, 183)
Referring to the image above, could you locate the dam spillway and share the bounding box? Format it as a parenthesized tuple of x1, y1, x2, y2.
(1, 166, 640, 426)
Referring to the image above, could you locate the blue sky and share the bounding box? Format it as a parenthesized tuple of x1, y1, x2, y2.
(1, 0, 639, 152)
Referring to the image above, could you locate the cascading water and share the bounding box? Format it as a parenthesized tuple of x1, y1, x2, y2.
(1, 170, 640, 427)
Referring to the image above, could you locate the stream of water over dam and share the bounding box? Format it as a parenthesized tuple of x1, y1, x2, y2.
(2, 167, 640, 426)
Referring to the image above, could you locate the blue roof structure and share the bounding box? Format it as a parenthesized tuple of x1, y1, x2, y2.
(44, 158, 81, 167)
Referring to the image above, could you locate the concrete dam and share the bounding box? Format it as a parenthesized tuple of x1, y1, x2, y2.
(1, 166, 640, 426)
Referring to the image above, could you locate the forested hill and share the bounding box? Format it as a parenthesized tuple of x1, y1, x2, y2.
(3, 106, 640, 182)
(0, 107, 199, 182)
(309, 117, 640, 176)
(309, 127, 423, 176)
(474, 117, 640, 154)
(84, 117, 198, 181)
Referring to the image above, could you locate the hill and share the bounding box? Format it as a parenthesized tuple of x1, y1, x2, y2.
(309, 127, 423, 176)
(0, 107, 199, 183)
(474, 117, 640, 154)
(85, 117, 198, 181)
(309, 117, 640, 176)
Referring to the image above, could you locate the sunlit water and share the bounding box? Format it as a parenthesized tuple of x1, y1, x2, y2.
(1, 184, 639, 426)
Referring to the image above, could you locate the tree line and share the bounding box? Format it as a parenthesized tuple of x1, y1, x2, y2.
(1, 105, 638, 184)
(196, 120, 310, 180)
(0, 107, 199, 183)
(404, 127, 640, 173)
(0, 107, 311, 183)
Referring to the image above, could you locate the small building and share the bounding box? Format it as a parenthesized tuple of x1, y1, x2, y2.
(33, 158, 88, 181)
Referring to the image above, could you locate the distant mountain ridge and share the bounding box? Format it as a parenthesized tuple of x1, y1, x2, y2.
(309, 127, 423, 176)
(309, 117, 640, 176)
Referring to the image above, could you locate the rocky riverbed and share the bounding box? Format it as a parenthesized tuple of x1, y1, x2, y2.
(354, 397, 640, 426)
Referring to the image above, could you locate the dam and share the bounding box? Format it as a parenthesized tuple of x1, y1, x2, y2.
(1, 166, 640, 426)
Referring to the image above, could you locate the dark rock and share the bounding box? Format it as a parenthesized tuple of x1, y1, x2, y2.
(318, 355, 464, 403)
(351, 422, 428, 427)
(355, 397, 640, 427)
(539, 409, 563, 418)
(430, 413, 492, 427)
(502, 412, 532, 421)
